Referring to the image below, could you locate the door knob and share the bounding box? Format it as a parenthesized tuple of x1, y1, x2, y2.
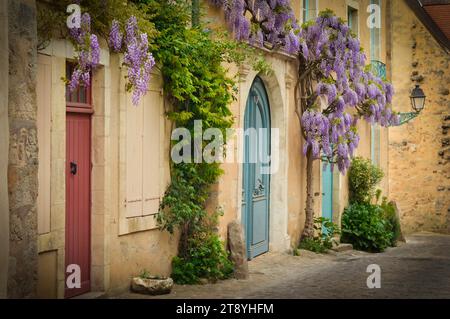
(70, 162, 77, 175)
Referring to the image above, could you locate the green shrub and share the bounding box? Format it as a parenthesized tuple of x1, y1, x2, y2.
(170, 210, 233, 285)
(341, 203, 393, 252)
(171, 232, 234, 284)
(317, 217, 340, 249)
(349, 157, 384, 204)
(299, 237, 328, 253)
(380, 197, 401, 246)
(298, 217, 340, 254)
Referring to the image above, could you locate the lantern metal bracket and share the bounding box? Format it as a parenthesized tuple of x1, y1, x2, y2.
(392, 111, 420, 126)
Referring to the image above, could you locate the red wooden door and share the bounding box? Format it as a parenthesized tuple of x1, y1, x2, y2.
(65, 112, 91, 298)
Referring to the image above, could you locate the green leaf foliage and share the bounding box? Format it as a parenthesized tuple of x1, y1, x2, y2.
(171, 211, 234, 285)
(298, 217, 340, 253)
(348, 157, 384, 204)
(379, 197, 402, 246)
(341, 203, 393, 252)
(37, 0, 158, 50)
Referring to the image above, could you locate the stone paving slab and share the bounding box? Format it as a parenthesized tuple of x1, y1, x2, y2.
(114, 232, 450, 299)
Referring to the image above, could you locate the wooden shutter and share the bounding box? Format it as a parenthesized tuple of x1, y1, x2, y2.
(37, 54, 51, 234)
(142, 90, 162, 216)
(125, 97, 144, 217)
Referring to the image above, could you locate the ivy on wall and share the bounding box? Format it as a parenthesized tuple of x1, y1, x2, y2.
(146, 0, 264, 283)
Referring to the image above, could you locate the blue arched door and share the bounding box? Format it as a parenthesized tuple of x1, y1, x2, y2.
(242, 77, 271, 259)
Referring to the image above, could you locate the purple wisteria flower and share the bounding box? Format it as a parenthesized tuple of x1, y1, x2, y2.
(122, 16, 156, 105)
(292, 11, 398, 173)
(109, 20, 123, 52)
(67, 13, 100, 92)
(212, 0, 300, 54)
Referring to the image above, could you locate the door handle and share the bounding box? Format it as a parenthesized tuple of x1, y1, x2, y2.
(70, 162, 77, 175)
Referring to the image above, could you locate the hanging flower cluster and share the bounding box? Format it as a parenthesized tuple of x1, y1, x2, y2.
(108, 17, 156, 105)
(301, 109, 360, 172)
(213, 3, 399, 174)
(109, 20, 123, 52)
(210, 0, 300, 54)
(297, 11, 399, 173)
(68, 13, 100, 92)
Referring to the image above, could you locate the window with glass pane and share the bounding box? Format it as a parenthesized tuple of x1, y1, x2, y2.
(347, 6, 358, 35)
(370, 0, 382, 60)
(66, 62, 91, 107)
(303, 0, 318, 23)
(303, 0, 309, 22)
(369, 0, 382, 166)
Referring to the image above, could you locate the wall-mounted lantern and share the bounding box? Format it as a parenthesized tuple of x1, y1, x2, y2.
(410, 84, 426, 112)
(395, 84, 426, 125)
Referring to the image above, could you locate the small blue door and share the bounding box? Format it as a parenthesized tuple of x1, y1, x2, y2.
(322, 163, 333, 232)
(242, 77, 270, 259)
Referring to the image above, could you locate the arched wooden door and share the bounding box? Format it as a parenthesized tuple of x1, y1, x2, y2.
(242, 77, 271, 260)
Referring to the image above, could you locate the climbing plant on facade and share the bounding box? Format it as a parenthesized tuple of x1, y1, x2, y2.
(108, 16, 156, 105)
(37, 0, 246, 283)
(67, 12, 100, 92)
(212, 2, 400, 241)
(145, 0, 275, 283)
(37, 0, 158, 105)
(294, 11, 399, 239)
(210, 0, 301, 53)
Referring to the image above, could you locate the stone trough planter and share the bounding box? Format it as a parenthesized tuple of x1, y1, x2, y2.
(131, 276, 174, 295)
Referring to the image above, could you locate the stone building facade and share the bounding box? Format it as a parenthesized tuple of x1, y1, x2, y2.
(388, 0, 450, 234)
(1, 0, 39, 299)
(0, 0, 10, 300)
(0, 0, 447, 299)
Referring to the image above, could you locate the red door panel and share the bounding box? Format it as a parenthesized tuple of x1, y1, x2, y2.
(65, 112, 91, 298)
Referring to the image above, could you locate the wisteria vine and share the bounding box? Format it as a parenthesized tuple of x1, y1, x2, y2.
(68, 13, 100, 92)
(210, 3, 400, 239)
(109, 16, 156, 105)
(68, 13, 155, 106)
(210, 0, 301, 54)
(297, 11, 399, 173)
(211, 2, 399, 174)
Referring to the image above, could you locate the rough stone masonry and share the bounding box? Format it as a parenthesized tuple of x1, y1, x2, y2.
(7, 0, 39, 298)
(389, 0, 450, 235)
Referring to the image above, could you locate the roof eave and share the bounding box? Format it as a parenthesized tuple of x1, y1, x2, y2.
(405, 0, 450, 53)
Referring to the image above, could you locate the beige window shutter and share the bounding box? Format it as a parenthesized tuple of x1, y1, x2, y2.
(142, 90, 162, 216)
(125, 94, 144, 217)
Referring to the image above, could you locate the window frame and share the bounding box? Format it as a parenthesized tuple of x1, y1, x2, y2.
(302, 0, 319, 23)
(66, 62, 93, 113)
(370, 0, 382, 61)
(347, 4, 359, 37)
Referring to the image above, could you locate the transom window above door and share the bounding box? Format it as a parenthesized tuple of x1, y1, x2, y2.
(65, 62, 92, 108)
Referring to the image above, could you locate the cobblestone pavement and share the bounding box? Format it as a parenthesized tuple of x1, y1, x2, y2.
(117, 232, 450, 299)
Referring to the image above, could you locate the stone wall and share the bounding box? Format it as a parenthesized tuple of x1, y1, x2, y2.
(0, 0, 10, 299)
(388, 0, 450, 234)
(7, 0, 39, 298)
